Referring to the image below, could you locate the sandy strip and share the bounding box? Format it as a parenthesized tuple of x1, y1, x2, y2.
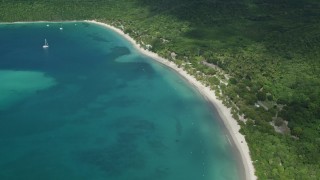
(87, 20, 256, 180)
(1, 20, 256, 179)
(4, 20, 255, 179)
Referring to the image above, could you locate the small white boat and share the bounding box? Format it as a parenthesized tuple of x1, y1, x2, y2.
(43, 39, 49, 48)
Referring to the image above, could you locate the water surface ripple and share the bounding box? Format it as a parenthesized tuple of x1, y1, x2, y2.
(0, 22, 240, 180)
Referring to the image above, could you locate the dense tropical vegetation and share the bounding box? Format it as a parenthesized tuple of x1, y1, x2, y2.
(1, 0, 320, 179)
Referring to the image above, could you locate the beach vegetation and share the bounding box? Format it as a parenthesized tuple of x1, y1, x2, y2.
(1, 0, 320, 179)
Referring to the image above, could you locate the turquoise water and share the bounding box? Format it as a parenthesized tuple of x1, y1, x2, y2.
(0, 22, 240, 180)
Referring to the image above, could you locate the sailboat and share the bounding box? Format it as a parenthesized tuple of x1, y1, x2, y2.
(43, 39, 49, 48)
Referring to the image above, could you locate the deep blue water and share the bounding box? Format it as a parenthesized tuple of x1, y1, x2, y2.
(0, 22, 240, 180)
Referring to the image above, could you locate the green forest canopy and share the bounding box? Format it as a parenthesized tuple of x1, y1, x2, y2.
(0, 0, 320, 179)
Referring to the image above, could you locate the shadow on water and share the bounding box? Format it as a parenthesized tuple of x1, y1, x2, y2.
(79, 138, 146, 177)
(78, 116, 157, 177)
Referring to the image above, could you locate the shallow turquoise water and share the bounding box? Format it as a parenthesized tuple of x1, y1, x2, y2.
(0, 22, 240, 180)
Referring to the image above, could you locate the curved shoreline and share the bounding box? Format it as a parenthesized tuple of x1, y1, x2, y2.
(86, 20, 256, 180)
(1, 20, 256, 179)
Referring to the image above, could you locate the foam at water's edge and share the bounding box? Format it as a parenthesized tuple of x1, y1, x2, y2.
(0, 22, 242, 180)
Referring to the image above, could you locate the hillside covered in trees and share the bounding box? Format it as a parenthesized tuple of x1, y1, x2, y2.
(1, 0, 320, 179)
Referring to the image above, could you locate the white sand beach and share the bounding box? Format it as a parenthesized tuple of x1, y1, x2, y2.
(2, 19, 256, 179)
(87, 20, 257, 180)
